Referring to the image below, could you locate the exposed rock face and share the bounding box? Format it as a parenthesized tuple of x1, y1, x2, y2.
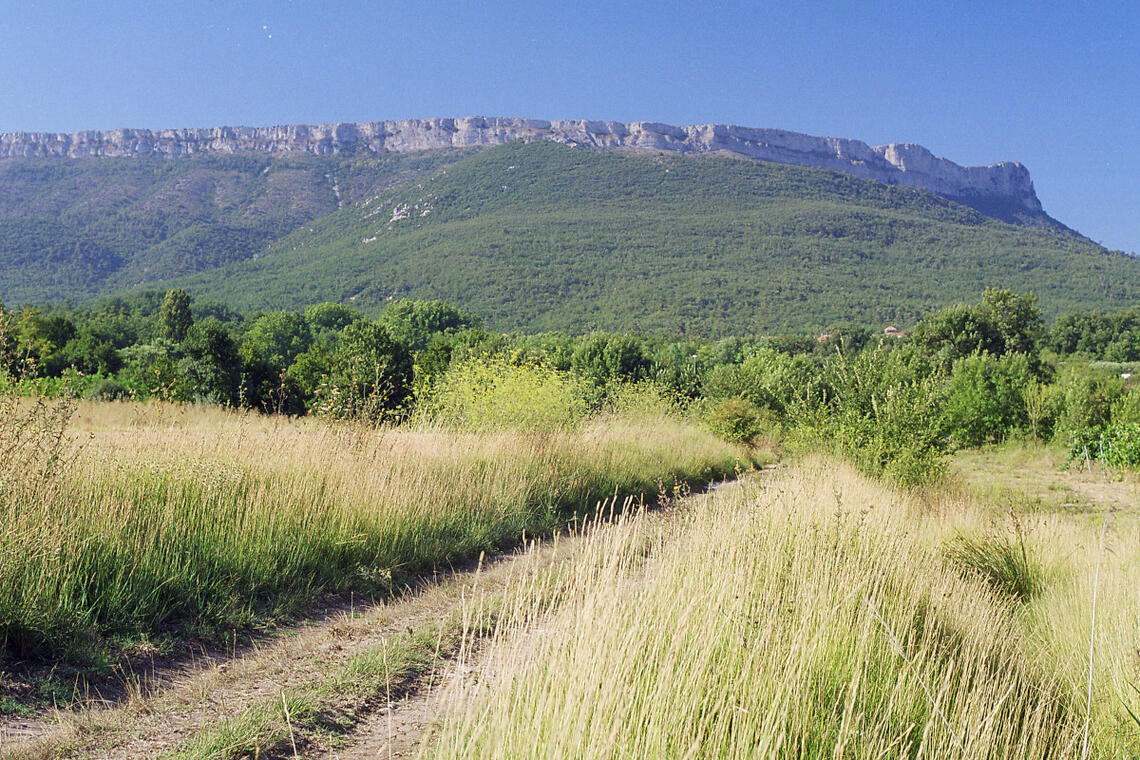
(0, 117, 1043, 214)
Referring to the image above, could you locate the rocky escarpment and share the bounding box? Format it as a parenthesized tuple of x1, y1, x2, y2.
(0, 116, 1044, 215)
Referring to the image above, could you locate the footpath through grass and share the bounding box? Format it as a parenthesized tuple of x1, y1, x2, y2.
(0, 399, 751, 664)
(424, 459, 1140, 759)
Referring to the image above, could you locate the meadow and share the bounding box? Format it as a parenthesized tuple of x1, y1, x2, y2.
(4, 288, 1140, 758)
(0, 395, 749, 664)
(424, 457, 1139, 759)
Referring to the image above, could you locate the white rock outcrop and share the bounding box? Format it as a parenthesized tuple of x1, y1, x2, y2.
(0, 117, 1043, 213)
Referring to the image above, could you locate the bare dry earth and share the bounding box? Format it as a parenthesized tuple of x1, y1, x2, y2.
(951, 444, 1140, 515)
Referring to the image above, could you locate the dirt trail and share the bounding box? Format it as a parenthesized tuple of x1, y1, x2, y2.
(0, 533, 584, 760)
(319, 687, 442, 760)
(1, 468, 760, 760)
(315, 484, 755, 760)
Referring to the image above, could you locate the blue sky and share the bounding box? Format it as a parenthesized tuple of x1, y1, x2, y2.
(2, 0, 1137, 253)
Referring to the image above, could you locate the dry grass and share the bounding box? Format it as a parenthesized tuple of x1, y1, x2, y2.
(0, 399, 750, 663)
(423, 459, 1139, 759)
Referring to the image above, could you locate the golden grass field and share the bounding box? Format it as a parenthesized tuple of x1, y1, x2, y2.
(423, 458, 1139, 759)
(2, 398, 1138, 758)
(0, 397, 751, 663)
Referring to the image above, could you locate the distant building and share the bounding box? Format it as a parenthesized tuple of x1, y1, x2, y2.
(816, 333, 833, 342)
(883, 326, 902, 337)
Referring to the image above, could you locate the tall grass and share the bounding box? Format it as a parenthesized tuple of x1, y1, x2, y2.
(0, 399, 748, 661)
(425, 461, 1135, 758)
(943, 528, 1047, 603)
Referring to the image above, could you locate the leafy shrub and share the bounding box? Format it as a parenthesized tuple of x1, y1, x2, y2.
(85, 377, 130, 401)
(702, 397, 769, 444)
(1022, 379, 1062, 441)
(790, 345, 948, 487)
(417, 355, 591, 431)
(701, 348, 815, 419)
(602, 379, 685, 420)
(242, 311, 313, 372)
(942, 352, 1033, 447)
(570, 334, 652, 386)
(316, 322, 413, 421)
(1110, 389, 1140, 426)
(378, 299, 482, 352)
(1055, 363, 1123, 435)
(1069, 422, 1140, 468)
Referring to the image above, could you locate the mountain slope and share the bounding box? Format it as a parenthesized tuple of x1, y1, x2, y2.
(159, 140, 1138, 334)
(1, 117, 1055, 228)
(0, 150, 472, 305)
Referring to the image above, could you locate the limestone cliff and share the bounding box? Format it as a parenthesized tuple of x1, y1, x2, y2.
(0, 116, 1043, 215)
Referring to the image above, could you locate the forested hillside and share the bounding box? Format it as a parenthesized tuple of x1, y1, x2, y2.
(4, 140, 1138, 334)
(0, 149, 472, 303)
(171, 141, 1138, 334)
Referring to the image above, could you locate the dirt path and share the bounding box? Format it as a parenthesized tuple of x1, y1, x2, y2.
(0, 468, 758, 760)
(314, 486, 757, 760)
(318, 686, 441, 760)
(0, 532, 585, 760)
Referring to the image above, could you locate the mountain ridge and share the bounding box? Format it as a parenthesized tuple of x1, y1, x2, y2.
(0, 117, 1049, 225)
(161, 140, 1134, 335)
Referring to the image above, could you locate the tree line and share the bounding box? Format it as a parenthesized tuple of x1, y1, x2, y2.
(5, 287, 1140, 482)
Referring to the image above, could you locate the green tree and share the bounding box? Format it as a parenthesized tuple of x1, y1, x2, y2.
(120, 340, 188, 401)
(10, 308, 75, 376)
(179, 318, 241, 405)
(979, 288, 1043, 356)
(304, 302, 363, 341)
(158, 289, 193, 343)
(912, 290, 1042, 369)
(322, 322, 413, 420)
(943, 352, 1033, 447)
(911, 303, 1002, 366)
(378, 299, 482, 352)
(285, 345, 335, 409)
(1056, 364, 1124, 434)
(243, 311, 313, 372)
(570, 333, 652, 386)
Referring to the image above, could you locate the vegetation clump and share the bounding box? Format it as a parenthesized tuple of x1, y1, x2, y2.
(944, 529, 1046, 603)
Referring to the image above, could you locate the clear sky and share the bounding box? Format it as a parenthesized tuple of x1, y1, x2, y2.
(2, 0, 1137, 253)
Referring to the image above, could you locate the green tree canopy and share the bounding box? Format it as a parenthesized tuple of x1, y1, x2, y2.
(325, 322, 413, 419)
(159, 288, 193, 343)
(378, 299, 482, 352)
(244, 311, 313, 372)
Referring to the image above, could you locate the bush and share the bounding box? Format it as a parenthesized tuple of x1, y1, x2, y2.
(791, 345, 948, 487)
(702, 398, 768, 444)
(570, 334, 652, 386)
(1023, 379, 1062, 441)
(701, 348, 814, 419)
(603, 379, 685, 420)
(85, 377, 130, 401)
(417, 355, 591, 431)
(1110, 390, 1140, 426)
(1069, 422, 1140, 469)
(317, 322, 413, 421)
(942, 352, 1033, 447)
(1055, 363, 1123, 435)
